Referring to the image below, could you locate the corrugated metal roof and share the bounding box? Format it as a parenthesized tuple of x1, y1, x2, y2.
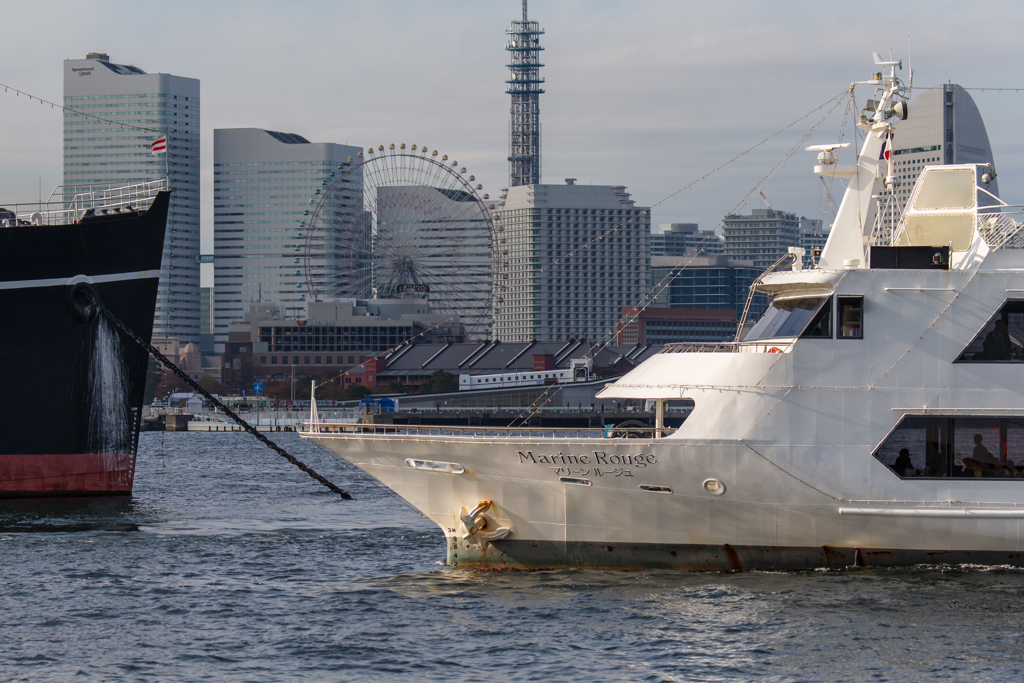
(370, 341, 663, 377)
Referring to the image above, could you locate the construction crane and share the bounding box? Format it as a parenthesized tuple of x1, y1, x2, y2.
(758, 189, 773, 211)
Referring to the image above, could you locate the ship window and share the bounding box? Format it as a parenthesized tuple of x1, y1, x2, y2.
(746, 296, 829, 340)
(837, 297, 863, 338)
(800, 298, 833, 338)
(956, 301, 1024, 362)
(897, 214, 975, 251)
(875, 415, 1024, 479)
(913, 168, 975, 210)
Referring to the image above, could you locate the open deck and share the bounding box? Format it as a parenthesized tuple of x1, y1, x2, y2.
(302, 422, 678, 439)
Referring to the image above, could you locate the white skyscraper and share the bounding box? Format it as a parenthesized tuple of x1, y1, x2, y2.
(63, 52, 200, 341)
(212, 128, 362, 344)
(494, 180, 650, 343)
(892, 84, 998, 199)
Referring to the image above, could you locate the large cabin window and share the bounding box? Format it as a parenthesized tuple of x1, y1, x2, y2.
(875, 415, 1024, 479)
(956, 300, 1024, 362)
(746, 296, 830, 340)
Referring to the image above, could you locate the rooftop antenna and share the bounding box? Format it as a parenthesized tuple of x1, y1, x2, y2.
(907, 35, 914, 90)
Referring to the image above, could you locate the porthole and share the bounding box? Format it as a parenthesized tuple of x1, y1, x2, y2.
(702, 478, 726, 496)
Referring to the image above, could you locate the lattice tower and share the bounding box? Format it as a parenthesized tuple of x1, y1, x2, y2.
(506, 0, 544, 187)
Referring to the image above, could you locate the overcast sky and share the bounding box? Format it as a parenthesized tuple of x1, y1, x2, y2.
(4, 0, 1023, 284)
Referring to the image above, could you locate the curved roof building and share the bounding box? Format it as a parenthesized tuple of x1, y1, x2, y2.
(893, 84, 998, 198)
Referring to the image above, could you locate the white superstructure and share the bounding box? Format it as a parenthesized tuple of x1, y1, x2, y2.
(302, 56, 1024, 571)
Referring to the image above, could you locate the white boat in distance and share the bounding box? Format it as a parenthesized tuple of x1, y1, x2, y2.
(302, 55, 1024, 570)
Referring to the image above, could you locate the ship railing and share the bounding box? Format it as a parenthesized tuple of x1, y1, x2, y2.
(659, 341, 793, 354)
(976, 208, 1024, 251)
(300, 422, 679, 439)
(0, 178, 169, 227)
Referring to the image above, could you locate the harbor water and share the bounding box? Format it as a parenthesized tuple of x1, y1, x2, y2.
(2, 432, 1024, 682)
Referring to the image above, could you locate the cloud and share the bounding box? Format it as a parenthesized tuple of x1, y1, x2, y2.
(2, 0, 1021, 262)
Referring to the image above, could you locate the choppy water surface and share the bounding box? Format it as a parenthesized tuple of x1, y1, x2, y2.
(3, 433, 1024, 682)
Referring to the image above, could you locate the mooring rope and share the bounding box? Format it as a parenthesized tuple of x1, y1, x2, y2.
(86, 293, 353, 500)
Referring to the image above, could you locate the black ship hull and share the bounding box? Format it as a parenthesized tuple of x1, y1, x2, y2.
(0, 192, 169, 496)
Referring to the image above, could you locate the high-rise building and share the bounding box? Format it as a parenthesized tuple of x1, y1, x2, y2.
(723, 208, 800, 270)
(212, 128, 362, 345)
(893, 84, 998, 201)
(800, 217, 828, 268)
(199, 286, 214, 355)
(63, 52, 200, 341)
(651, 223, 724, 258)
(505, 1, 544, 186)
(494, 180, 650, 342)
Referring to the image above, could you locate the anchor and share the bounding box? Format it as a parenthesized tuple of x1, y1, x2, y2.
(459, 500, 510, 549)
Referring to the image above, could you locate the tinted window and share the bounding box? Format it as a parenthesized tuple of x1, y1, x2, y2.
(875, 415, 1024, 479)
(746, 297, 828, 340)
(801, 298, 833, 339)
(957, 301, 1024, 362)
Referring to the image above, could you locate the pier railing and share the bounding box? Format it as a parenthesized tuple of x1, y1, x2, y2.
(301, 422, 678, 439)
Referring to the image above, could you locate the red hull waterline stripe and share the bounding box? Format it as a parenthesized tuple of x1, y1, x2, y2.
(0, 453, 137, 496)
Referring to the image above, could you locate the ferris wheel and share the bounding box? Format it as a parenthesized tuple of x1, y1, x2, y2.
(301, 144, 495, 341)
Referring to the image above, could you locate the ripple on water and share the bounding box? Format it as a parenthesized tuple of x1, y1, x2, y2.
(2, 433, 1024, 682)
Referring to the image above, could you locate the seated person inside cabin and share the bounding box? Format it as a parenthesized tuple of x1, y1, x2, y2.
(983, 320, 1014, 360)
(893, 448, 916, 477)
(963, 434, 1000, 476)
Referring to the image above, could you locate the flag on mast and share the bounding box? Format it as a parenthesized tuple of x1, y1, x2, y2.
(151, 136, 167, 155)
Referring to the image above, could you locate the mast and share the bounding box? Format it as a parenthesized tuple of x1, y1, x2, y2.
(815, 55, 907, 269)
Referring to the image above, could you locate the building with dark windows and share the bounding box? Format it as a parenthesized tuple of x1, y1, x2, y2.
(649, 255, 767, 320)
(800, 217, 828, 268)
(63, 52, 200, 342)
(220, 299, 462, 386)
(617, 307, 737, 345)
(651, 223, 724, 258)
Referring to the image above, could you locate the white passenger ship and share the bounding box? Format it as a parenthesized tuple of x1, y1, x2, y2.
(302, 56, 1024, 570)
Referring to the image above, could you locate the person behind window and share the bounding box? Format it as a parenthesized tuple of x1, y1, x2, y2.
(972, 433, 999, 465)
(983, 320, 1013, 360)
(894, 448, 914, 476)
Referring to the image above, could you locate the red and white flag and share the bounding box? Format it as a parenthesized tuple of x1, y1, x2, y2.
(151, 136, 167, 154)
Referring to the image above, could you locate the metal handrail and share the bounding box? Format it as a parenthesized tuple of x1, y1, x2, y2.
(734, 251, 798, 342)
(1, 178, 169, 227)
(659, 340, 793, 354)
(300, 422, 679, 439)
